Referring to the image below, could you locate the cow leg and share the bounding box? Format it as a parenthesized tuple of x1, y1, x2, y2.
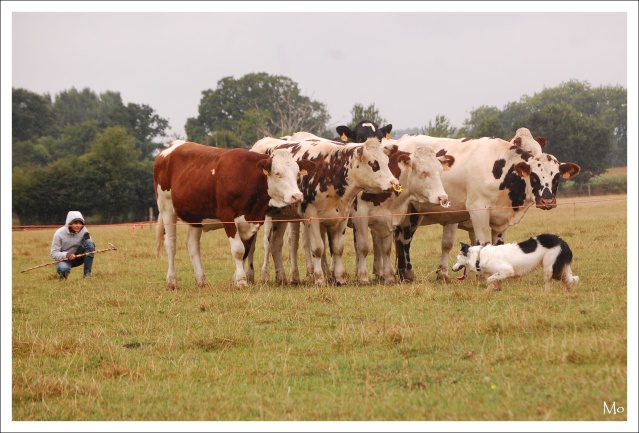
(328, 221, 349, 285)
(372, 232, 384, 281)
(321, 226, 333, 283)
(395, 214, 423, 282)
(270, 221, 289, 285)
(245, 234, 256, 284)
(288, 221, 301, 285)
(301, 222, 314, 281)
(185, 224, 209, 288)
(304, 220, 326, 286)
(352, 219, 371, 285)
(260, 216, 274, 283)
(159, 207, 178, 290)
(437, 224, 457, 282)
(468, 209, 492, 246)
(378, 232, 398, 285)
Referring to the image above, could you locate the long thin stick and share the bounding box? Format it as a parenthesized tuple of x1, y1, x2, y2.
(20, 243, 118, 273)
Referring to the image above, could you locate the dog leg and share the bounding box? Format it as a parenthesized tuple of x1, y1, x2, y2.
(562, 265, 579, 291)
(486, 281, 502, 292)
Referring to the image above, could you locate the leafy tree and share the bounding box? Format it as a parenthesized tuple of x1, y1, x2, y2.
(125, 102, 170, 158)
(347, 103, 387, 128)
(202, 130, 245, 148)
(457, 106, 507, 139)
(520, 103, 612, 183)
(421, 114, 457, 138)
(53, 87, 101, 127)
(12, 88, 56, 143)
(185, 72, 330, 145)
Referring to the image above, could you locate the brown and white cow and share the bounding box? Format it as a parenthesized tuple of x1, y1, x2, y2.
(154, 140, 314, 289)
(350, 144, 455, 284)
(392, 134, 580, 282)
(251, 136, 400, 286)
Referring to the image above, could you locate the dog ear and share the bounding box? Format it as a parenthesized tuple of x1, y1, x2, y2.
(460, 242, 470, 255)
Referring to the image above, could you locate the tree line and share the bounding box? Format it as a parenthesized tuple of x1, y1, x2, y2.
(12, 74, 626, 225)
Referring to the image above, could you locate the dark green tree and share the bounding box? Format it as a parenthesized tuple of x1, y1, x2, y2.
(520, 103, 612, 183)
(457, 106, 507, 139)
(185, 72, 330, 145)
(202, 130, 245, 148)
(347, 103, 387, 128)
(422, 114, 457, 138)
(12, 88, 57, 143)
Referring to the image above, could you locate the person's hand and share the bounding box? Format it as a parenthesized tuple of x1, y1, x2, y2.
(67, 253, 76, 260)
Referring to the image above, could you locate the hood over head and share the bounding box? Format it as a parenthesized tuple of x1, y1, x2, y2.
(65, 211, 85, 226)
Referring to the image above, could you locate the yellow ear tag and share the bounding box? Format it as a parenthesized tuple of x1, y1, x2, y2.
(392, 183, 404, 193)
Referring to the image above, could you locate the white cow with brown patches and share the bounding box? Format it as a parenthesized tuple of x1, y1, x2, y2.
(251, 136, 400, 286)
(350, 144, 454, 284)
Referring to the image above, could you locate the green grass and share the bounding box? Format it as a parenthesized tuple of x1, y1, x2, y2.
(9, 195, 629, 422)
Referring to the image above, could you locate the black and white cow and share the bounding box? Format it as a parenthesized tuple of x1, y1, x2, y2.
(392, 134, 580, 282)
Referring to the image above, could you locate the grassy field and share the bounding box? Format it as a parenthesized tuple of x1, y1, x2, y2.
(9, 195, 630, 423)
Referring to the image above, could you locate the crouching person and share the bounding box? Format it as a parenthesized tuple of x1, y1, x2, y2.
(50, 211, 95, 281)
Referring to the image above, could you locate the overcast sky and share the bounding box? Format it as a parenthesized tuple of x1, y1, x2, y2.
(2, 3, 638, 430)
(5, 3, 636, 139)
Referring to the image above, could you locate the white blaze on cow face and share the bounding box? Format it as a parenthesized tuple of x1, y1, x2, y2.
(349, 138, 400, 193)
(404, 145, 454, 207)
(262, 149, 305, 208)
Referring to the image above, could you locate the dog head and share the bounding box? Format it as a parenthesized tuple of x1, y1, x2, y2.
(452, 242, 487, 280)
(451, 242, 472, 279)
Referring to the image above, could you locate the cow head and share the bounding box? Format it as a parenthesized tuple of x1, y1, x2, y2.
(336, 120, 393, 143)
(397, 145, 455, 207)
(350, 137, 401, 193)
(509, 127, 546, 155)
(257, 149, 315, 208)
(512, 153, 581, 210)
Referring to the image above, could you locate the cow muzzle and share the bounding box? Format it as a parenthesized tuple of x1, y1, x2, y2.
(439, 195, 451, 208)
(289, 192, 304, 204)
(536, 197, 557, 210)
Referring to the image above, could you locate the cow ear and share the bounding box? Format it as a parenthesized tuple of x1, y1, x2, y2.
(256, 158, 272, 175)
(383, 143, 398, 156)
(512, 137, 522, 147)
(397, 153, 411, 169)
(440, 155, 455, 171)
(336, 126, 352, 143)
(381, 124, 393, 140)
(356, 145, 364, 162)
(559, 162, 581, 179)
(514, 161, 531, 177)
(297, 159, 316, 176)
(535, 136, 547, 149)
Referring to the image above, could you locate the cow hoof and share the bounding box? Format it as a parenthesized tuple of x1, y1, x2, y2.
(235, 279, 248, 288)
(485, 286, 501, 293)
(436, 272, 451, 283)
(384, 276, 398, 285)
(358, 278, 371, 285)
(398, 270, 415, 282)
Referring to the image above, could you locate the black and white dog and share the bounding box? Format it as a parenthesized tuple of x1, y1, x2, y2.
(451, 234, 579, 292)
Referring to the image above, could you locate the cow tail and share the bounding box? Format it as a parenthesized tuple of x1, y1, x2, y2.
(156, 215, 165, 259)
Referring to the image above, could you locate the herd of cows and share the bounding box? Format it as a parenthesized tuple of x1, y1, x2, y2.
(153, 122, 581, 290)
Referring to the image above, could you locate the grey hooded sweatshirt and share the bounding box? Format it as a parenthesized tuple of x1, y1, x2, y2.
(50, 211, 92, 261)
